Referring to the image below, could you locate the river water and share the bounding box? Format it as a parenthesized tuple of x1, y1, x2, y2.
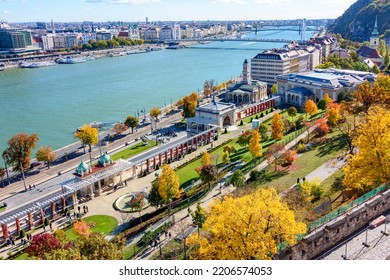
(0, 30, 310, 162)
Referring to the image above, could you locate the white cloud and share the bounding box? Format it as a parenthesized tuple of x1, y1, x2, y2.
(85, 0, 160, 4)
(84, 7, 92, 10)
(213, 0, 246, 4)
(1, 10, 13, 14)
(252, 0, 290, 5)
(213, 0, 290, 5)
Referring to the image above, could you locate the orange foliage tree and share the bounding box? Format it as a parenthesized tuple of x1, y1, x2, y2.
(73, 220, 91, 237)
(284, 149, 298, 165)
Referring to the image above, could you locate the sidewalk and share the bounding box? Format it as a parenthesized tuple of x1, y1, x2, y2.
(132, 124, 348, 260)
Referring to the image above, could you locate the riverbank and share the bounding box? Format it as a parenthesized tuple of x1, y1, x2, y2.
(0, 41, 202, 70)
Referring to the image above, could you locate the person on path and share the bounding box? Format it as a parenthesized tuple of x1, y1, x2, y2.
(78, 206, 81, 213)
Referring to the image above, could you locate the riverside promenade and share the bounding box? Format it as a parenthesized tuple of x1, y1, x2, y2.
(0, 111, 183, 202)
(0, 109, 278, 259)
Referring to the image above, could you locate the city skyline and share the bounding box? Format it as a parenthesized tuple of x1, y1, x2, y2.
(0, 0, 357, 23)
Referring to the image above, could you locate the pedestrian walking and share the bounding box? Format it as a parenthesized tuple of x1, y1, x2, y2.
(78, 205, 81, 213)
(86, 205, 89, 213)
(83, 205, 86, 214)
(168, 232, 172, 239)
(49, 222, 52, 230)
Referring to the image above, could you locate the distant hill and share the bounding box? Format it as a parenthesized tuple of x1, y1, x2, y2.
(329, 0, 390, 42)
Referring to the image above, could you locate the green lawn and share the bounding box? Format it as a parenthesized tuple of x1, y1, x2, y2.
(111, 140, 155, 161)
(0, 206, 6, 213)
(122, 242, 143, 260)
(66, 215, 118, 240)
(251, 131, 346, 193)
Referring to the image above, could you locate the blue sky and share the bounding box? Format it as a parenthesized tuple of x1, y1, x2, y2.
(0, 0, 357, 22)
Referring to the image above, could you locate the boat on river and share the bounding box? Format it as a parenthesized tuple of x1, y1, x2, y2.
(19, 61, 56, 68)
(56, 56, 86, 64)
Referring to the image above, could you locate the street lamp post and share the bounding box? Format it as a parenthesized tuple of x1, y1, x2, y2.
(20, 160, 27, 192)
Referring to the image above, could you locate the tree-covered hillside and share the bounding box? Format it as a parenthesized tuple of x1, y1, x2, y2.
(329, 0, 390, 42)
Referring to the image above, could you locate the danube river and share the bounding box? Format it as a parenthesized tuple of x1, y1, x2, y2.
(0, 30, 311, 162)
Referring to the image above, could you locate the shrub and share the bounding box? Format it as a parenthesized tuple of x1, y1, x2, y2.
(214, 135, 218, 141)
(297, 143, 306, 153)
(155, 164, 159, 170)
(143, 170, 149, 177)
(271, 108, 274, 112)
(240, 120, 243, 126)
(274, 106, 278, 110)
(224, 127, 227, 134)
(250, 117, 253, 123)
(167, 158, 172, 164)
(260, 113, 264, 118)
(44, 217, 50, 227)
(255, 115, 259, 119)
(266, 110, 269, 114)
(20, 229, 26, 239)
(249, 170, 263, 181)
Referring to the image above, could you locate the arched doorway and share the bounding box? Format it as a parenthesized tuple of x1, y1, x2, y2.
(223, 115, 232, 127)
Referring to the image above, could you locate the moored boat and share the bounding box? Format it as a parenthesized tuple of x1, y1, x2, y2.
(19, 61, 56, 68)
(56, 56, 86, 64)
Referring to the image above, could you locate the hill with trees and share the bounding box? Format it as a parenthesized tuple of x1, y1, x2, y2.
(329, 0, 390, 42)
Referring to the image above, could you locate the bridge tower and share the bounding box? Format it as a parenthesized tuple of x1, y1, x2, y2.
(300, 18, 307, 42)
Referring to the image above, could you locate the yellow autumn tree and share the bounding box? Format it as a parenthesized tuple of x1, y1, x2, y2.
(304, 99, 318, 118)
(36, 146, 56, 169)
(325, 102, 342, 127)
(187, 188, 306, 260)
(249, 129, 262, 159)
(271, 112, 284, 140)
(158, 164, 180, 202)
(201, 151, 212, 166)
(149, 107, 162, 121)
(74, 124, 98, 164)
(322, 93, 333, 104)
(343, 106, 390, 195)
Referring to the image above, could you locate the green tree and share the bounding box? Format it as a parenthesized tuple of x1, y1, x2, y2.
(36, 146, 56, 169)
(229, 170, 245, 188)
(190, 202, 207, 235)
(271, 84, 278, 94)
(124, 116, 139, 134)
(258, 123, 268, 141)
(237, 130, 251, 147)
(148, 181, 164, 208)
(222, 151, 230, 165)
(287, 106, 297, 122)
(372, 64, 380, 74)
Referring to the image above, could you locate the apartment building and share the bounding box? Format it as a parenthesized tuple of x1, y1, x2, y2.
(250, 43, 321, 85)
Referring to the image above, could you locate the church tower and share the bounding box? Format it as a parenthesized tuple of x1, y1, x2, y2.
(370, 15, 379, 49)
(242, 59, 251, 84)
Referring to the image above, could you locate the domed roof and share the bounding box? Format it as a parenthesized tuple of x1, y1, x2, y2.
(98, 152, 111, 166)
(76, 160, 90, 175)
